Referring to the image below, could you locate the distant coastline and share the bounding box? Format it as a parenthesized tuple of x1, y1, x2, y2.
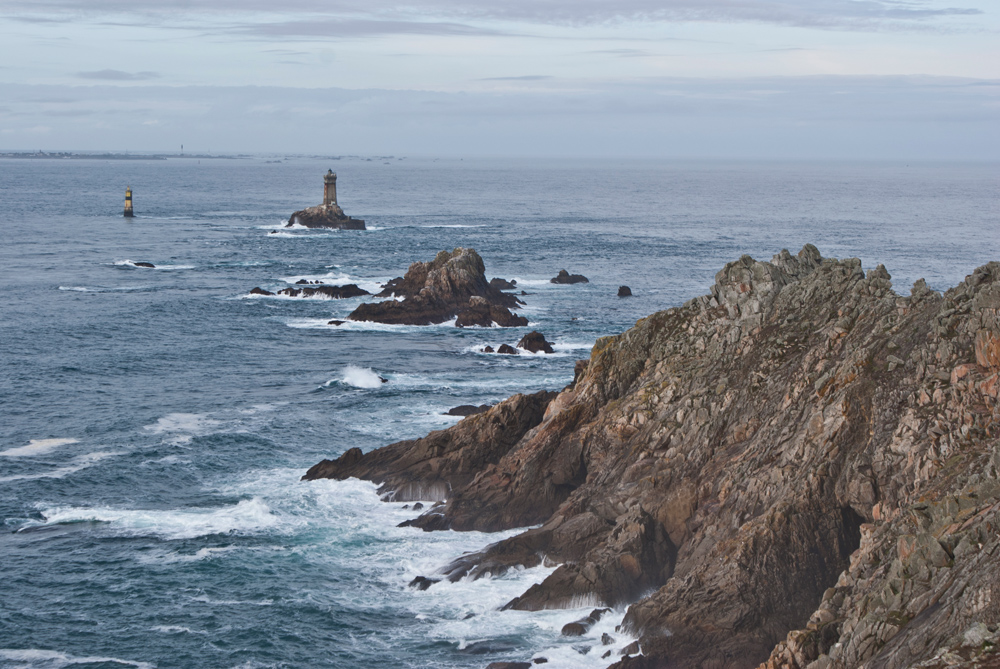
(0, 151, 247, 161)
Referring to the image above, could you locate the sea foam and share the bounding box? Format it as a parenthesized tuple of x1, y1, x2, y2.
(0, 438, 78, 457)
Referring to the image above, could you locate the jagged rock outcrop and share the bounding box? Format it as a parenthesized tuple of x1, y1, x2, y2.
(305, 245, 1000, 669)
(349, 248, 526, 326)
(286, 202, 365, 229)
(303, 390, 557, 502)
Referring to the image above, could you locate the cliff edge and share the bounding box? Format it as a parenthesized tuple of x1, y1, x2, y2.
(306, 245, 1000, 668)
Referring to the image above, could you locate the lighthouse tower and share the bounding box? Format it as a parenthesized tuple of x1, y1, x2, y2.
(123, 186, 134, 218)
(323, 170, 337, 207)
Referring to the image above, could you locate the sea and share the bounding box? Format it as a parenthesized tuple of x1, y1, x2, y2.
(1, 156, 998, 669)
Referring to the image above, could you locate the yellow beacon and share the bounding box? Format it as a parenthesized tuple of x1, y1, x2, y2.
(124, 186, 134, 218)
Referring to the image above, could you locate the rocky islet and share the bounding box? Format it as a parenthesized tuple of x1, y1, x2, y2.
(304, 244, 1000, 669)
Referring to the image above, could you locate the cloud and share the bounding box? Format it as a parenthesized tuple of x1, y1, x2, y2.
(0, 0, 985, 33)
(228, 18, 503, 38)
(481, 75, 552, 81)
(77, 69, 160, 81)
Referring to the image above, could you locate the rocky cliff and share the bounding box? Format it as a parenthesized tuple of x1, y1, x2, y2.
(305, 245, 1000, 669)
(348, 248, 528, 327)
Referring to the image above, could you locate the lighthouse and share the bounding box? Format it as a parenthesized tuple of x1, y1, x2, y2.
(323, 170, 337, 207)
(124, 186, 134, 218)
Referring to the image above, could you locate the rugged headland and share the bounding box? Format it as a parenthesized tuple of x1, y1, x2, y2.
(348, 247, 527, 327)
(305, 245, 1000, 669)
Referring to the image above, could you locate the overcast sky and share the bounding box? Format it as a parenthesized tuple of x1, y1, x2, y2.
(0, 0, 997, 157)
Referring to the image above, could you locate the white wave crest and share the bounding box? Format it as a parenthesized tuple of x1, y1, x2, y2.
(0, 438, 77, 457)
(0, 648, 154, 669)
(340, 366, 385, 389)
(30, 498, 280, 540)
(0, 451, 121, 483)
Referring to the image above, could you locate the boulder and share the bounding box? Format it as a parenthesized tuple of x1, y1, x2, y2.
(350, 249, 525, 326)
(517, 331, 554, 354)
(482, 346, 495, 353)
(497, 344, 519, 355)
(551, 269, 589, 284)
(491, 278, 518, 290)
(618, 286, 632, 297)
(446, 404, 493, 417)
(408, 576, 440, 591)
(327, 320, 345, 326)
(485, 663, 531, 669)
(250, 287, 275, 296)
(561, 608, 611, 636)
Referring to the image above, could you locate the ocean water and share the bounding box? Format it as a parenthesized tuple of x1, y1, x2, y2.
(1, 156, 998, 669)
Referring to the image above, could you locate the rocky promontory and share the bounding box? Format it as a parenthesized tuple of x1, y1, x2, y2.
(305, 245, 1000, 669)
(348, 248, 528, 327)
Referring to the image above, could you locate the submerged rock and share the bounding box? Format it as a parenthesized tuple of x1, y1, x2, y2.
(133, 261, 156, 268)
(617, 285, 632, 297)
(550, 269, 588, 284)
(350, 248, 525, 327)
(250, 287, 274, 296)
(275, 284, 370, 299)
(306, 246, 1000, 669)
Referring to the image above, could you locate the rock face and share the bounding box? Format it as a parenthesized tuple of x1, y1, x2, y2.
(286, 203, 365, 230)
(551, 269, 589, 284)
(305, 245, 1000, 669)
(349, 248, 526, 327)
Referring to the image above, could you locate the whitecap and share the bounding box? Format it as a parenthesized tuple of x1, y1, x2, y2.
(285, 317, 458, 331)
(0, 451, 121, 482)
(144, 413, 221, 436)
(27, 497, 281, 540)
(0, 648, 154, 669)
(0, 438, 77, 457)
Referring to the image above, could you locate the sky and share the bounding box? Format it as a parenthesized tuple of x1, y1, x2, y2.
(0, 0, 998, 158)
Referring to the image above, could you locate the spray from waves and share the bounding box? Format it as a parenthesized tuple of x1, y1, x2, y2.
(0, 438, 78, 457)
(0, 648, 155, 669)
(338, 365, 386, 389)
(0, 451, 121, 483)
(225, 471, 639, 668)
(25, 497, 284, 540)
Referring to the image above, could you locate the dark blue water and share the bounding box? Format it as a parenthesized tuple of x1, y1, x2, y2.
(1, 157, 998, 669)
